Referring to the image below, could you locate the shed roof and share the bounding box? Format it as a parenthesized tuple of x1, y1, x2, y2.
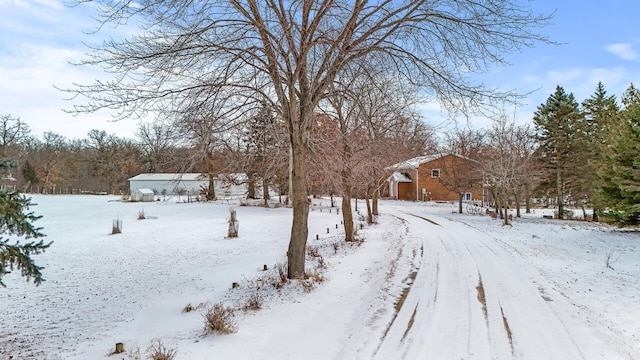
(128, 173, 207, 182)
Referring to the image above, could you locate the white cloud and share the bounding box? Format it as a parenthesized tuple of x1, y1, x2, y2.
(546, 68, 584, 85)
(605, 43, 638, 61)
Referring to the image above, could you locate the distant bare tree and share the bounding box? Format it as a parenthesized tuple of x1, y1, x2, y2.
(136, 121, 177, 173)
(33, 132, 67, 191)
(0, 114, 31, 159)
(439, 129, 485, 213)
(171, 88, 243, 200)
(85, 130, 141, 194)
(482, 114, 537, 224)
(67, 0, 552, 278)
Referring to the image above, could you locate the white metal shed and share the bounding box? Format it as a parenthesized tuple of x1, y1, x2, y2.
(131, 188, 155, 202)
(128, 173, 208, 196)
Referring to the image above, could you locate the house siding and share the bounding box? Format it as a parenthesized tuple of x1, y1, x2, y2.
(390, 154, 483, 202)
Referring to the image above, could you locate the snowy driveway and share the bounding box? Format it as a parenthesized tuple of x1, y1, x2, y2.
(370, 208, 615, 360)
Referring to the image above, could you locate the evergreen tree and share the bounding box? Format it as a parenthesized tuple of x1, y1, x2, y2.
(21, 159, 39, 188)
(0, 159, 50, 287)
(595, 84, 640, 224)
(533, 86, 584, 219)
(242, 101, 286, 205)
(580, 82, 620, 219)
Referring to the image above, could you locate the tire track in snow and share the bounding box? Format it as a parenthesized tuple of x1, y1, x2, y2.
(373, 210, 485, 359)
(333, 214, 423, 359)
(374, 208, 591, 360)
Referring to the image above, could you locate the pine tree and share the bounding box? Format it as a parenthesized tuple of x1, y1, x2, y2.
(580, 82, 620, 219)
(0, 159, 50, 287)
(22, 159, 39, 188)
(595, 84, 640, 224)
(533, 86, 584, 219)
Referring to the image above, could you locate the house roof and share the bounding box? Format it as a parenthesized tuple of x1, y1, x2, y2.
(390, 172, 412, 182)
(128, 173, 207, 182)
(388, 153, 478, 170)
(388, 154, 441, 170)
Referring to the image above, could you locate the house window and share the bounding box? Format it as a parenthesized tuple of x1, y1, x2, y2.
(431, 169, 440, 178)
(463, 193, 472, 201)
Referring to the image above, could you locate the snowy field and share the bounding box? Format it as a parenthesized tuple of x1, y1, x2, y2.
(1, 195, 639, 359)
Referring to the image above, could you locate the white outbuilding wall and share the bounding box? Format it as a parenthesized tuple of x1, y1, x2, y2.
(128, 173, 208, 196)
(128, 173, 250, 199)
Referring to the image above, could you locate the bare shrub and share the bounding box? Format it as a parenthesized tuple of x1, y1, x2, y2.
(242, 292, 263, 311)
(276, 261, 288, 284)
(127, 345, 142, 360)
(112, 217, 123, 234)
(203, 303, 237, 335)
(307, 246, 321, 258)
(298, 278, 315, 292)
(137, 209, 146, 220)
(332, 241, 340, 254)
(146, 339, 177, 360)
(605, 250, 620, 270)
(306, 269, 324, 283)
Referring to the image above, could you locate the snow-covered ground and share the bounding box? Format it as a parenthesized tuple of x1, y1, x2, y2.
(1, 196, 638, 359)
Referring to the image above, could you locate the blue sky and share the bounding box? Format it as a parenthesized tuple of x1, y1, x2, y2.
(1, 0, 640, 139)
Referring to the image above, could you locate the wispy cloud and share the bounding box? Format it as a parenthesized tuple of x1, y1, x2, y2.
(32, 0, 64, 10)
(546, 68, 584, 85)
(605, 43, 638, 61)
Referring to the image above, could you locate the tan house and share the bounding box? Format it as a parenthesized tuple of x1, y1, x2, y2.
(387, 153, 483, 202)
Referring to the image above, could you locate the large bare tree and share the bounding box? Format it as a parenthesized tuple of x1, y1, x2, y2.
(0, 114, 31, 160)
(136, 121, 178, 173)
(67, 0, 551, 278)
(482, 114, 537, 224)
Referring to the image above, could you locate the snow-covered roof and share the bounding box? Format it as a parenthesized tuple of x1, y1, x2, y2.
(387, 153, 478, 170)
(388, 154, 441, 170)
(128, 173, 207, 182)
(389, 172, 412, 182)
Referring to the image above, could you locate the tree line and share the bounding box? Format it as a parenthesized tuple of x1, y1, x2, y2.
(533, 82, 640, 225)
(435, 81, 640, 226)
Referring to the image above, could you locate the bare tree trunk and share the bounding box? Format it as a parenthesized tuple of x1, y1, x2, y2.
(496, 196, 509, 225)
(287, 137, 309, 279)
(458, 193, 463, 214)
(557, 172, 564, 220)
(514, 192, 521, 217)
(262, 178, 269, 207)
(342, 194, 355, 241)
(372, 187, 379, 216)
(503, 204, 510, 225)
(207, 175, 216, 201)
(525, 184, 532, 214)
(247, 175, 256, 199)
(365, 192, 373, 224)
